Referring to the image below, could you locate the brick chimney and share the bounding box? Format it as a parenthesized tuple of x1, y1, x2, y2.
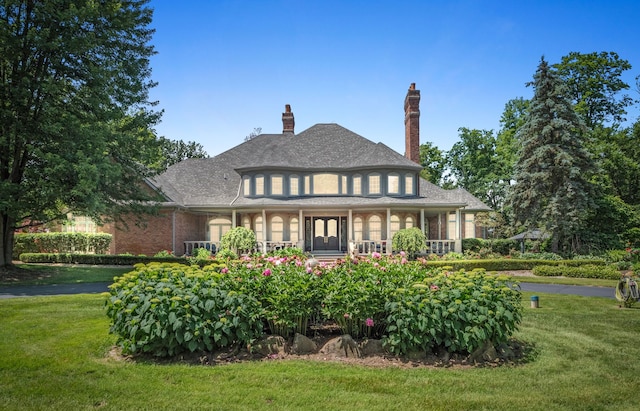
(404, 83, 420, 164)
(282, 104, 295, 134)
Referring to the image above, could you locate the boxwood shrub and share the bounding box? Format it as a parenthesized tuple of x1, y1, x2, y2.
(13, 232, 112, 258)
(19, 253, 190, 265)
(532, 264, 621, 280)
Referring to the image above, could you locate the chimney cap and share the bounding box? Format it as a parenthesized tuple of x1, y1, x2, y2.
(409, 83, 416, 90)
(285, 104, 291, 113)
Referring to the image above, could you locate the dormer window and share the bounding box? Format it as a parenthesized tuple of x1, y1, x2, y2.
(368, 173, 381, 195)
(405, 174, 415, 195)
(353, 175, 362, 195)
(255, 175, 264, 195)
(388, 174, 399, 194)
(290, 175, 299, 195)
(243, 176, 251, 196)
(271, 175, 283, 195)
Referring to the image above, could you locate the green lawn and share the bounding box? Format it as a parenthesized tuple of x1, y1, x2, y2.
(0, 264, 131, 286)
(1, 292, 639, 410)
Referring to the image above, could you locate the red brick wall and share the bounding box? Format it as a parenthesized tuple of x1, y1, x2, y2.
(102, 210, 207, 256)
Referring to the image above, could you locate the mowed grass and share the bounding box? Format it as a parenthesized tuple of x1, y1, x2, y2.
(0, 264, 131, 286)
(1, 292, 639, 410)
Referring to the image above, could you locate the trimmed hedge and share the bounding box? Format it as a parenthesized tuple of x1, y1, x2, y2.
(13, 233, 112, 259)
(418, 258, 606, 271)
(19, 253, 189, 266)
(532, 264, 621, 280)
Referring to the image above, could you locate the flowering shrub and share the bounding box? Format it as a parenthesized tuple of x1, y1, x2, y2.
(105, 254, 524, 358)
(105, 262, 263, 357)
(384, 270, 522, 355)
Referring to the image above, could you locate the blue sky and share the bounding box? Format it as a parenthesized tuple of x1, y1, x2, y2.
(147, 0, 639, 157)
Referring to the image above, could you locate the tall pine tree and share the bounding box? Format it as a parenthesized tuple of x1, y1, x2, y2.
(509, 58, 595, 254)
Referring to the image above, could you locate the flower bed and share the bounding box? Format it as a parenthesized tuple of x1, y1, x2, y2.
(105, 254, 523, 357)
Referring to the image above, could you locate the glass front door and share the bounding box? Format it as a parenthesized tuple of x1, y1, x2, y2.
(313, 217, 339, 251)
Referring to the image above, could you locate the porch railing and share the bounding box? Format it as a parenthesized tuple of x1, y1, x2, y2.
(183, 241, 220, 256)
(424, 240, 457, 255)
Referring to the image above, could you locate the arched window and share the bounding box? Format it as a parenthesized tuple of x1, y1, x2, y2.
(390, 215, 401, 238)
(405, 216, 415, 229)
(209, 217, 232, 242)
(242, 216, 252, 230)
(290, 217, 299, 242)
(368, 215, 382, 241)
(255, 216, 263, 242)
(270, 215, 284, 242)
(353, 217, 363, 241)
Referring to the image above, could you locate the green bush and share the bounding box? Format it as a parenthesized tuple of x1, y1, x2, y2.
(417, 258, 605, 271)
(392, 227, 427, 257)
(19, 253, 188, 265)
(384, 270, 522, 355)
(104, 254, 526, 358)
(13, 232, 112, 259)
(532, 264, 621, 280)
(462, 238, 484, 253)
(220, 227, 256, 255)
(105, 263, 264, 357)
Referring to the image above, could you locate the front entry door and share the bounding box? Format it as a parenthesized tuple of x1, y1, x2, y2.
(313, 217, 339, 251)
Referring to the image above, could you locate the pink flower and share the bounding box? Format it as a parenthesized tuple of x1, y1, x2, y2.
(365, 318, 374, 327)
(401, 258, 408, 264)
(344, 313, 350, 319)
(372, 252, 381, 259)
(306, 267, 313, 274)
(400, 251, 406, 257)
(262, 268, 271, 276)
(221, 267, 229, 274)
(246, 264, 253, 269)
(430, 284, 439, 291)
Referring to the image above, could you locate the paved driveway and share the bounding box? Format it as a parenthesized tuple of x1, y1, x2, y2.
(0, 282, 616, 299)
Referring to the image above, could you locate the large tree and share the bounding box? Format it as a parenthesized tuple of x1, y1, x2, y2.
(554, 51, 634, 129)
(509, 58, 596, 254)
(418, 141, 448, 185)
(446, 128, 507, 209)
(0, 0, 161, 267)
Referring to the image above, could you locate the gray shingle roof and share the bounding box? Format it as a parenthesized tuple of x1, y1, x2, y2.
(150, 123, 490, 211)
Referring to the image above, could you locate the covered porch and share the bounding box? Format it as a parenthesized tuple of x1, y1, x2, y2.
(181, 206, 473, 257)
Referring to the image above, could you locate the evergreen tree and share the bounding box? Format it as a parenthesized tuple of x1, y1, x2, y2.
(509, 58, 595, 254)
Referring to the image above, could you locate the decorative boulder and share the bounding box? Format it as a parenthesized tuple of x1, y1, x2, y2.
(291, 333, 317, 355)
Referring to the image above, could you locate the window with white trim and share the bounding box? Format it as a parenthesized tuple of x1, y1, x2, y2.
(290, 175, 299, 196)
(255, 175, 264, 196)
(271, 175, 283, 195)
(368, 215, 382, 240)
(405, 174, 414, 195)
(353, 175, 362, 195)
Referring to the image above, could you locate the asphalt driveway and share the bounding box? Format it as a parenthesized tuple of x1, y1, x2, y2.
(0, 281, 616, 300)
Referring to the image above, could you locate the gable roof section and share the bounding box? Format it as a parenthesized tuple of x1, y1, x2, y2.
(151, 123, 490, 211)
(234, 124, 423, 172)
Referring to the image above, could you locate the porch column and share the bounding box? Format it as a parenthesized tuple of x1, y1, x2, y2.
(420, 209, 425, 235)
(438, 213, 442, 240)
(386, 207, 391, 237)
(262, 209, 267, 253)
(298, 209, 303, 249)
(348, 209, 353, 241)
(232, 210, 237, 228)
(455, 208, 462, 253)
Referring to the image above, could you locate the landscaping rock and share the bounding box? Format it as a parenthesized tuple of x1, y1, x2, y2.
(320, 335, 361, 358)
(359, 338, 385, 356)
(469, 341, 498, 363)
(252, 335, 287, 356)
(291, 333, 317, 354)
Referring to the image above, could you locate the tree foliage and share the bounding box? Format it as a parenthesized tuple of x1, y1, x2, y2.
(418, 141, 447, 185)
(0, 0, 160, 267)
(509, 57, 596, 254)
(554, 51, 634, 128)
